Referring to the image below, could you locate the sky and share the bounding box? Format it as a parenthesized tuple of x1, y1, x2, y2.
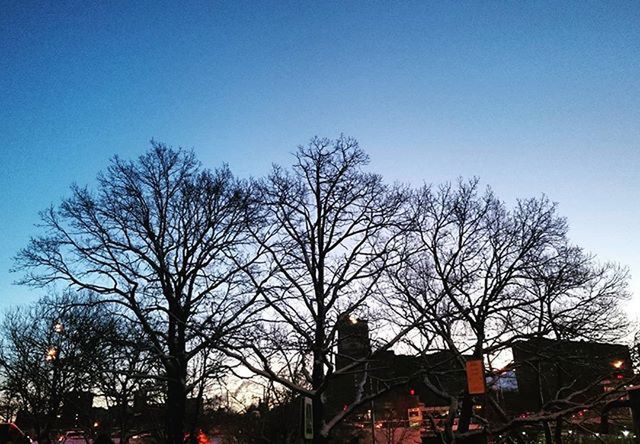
(1, 1, 639, 320)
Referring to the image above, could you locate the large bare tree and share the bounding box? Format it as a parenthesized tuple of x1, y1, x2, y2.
(223, 136, 411, 442)
(15, 144, 261, 443)
(385, 179, 631, 442)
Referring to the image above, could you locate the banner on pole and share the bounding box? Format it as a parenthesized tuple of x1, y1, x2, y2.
(466, 359, 486, 395)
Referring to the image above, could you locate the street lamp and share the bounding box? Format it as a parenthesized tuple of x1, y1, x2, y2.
(45, 346, 58, 362)
(46, 321, 64, 431)
(46, 321, 64, 362)
(611, 359, 624, 369)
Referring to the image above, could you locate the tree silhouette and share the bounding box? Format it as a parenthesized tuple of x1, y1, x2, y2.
(0, 292, 113, 436)
(385, 178, 631, 442)
(15, 143, 261, 444)
(225, 136, 411, 442)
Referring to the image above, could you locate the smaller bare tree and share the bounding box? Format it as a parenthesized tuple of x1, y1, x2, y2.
(93, 319, 159, 442)
(0, 292, 114, 437)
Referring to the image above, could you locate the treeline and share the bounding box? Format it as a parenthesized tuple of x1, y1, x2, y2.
(2, 136, 633, 443)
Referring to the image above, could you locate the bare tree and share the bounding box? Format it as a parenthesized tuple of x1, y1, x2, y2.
(93, 320, 159, 443)
(0, 292, 113, 437)
(222, 136, 411, 442)
(14, 143, 261, 444)
(385, 178, 631, 442)
(523, 245, 629, 342)
(507, 246, 630, 443)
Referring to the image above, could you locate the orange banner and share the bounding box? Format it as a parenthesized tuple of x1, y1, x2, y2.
(466, 359, 486, 395)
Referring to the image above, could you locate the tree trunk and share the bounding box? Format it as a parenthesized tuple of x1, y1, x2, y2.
(443, 397, 458, 443)
(543, 420, 553, 444)
(118, 393, 129, 444)
(166, 309, 188, 444)
(311, 342, 329, 444)
(166, 360, 187, 444)
(457, 392, 473, 434)
(458, 346, 483, 434)
(312, 394, 328, 444)
(553, 418, 563, 444)
(311, 308, 327, 442)
(312, 272, 327, 444)
(44, 365, 61, 436)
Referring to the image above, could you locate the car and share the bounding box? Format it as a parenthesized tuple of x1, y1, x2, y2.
(128, 433, 155, 444)
(59, 431, 89, 444)
(0, 423, 31, 444)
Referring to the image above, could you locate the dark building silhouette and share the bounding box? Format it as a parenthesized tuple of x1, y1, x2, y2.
(329, 316, 470, 424)
(329, 317, 636, 438)
(329, 316, 373, 416)
(336, 315, 371, 370)
(512, 338, 633, 411)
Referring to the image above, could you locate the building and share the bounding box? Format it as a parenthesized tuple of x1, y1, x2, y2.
(511, 338, 633, 412)
(329, 317, 636, 438)
(329, 316, 470, 427)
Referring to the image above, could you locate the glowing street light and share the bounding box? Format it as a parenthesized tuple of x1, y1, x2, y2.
(611, 359, 624, 369)
(45, 347, 58, 362)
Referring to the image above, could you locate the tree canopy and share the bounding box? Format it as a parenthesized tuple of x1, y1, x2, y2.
(10, 138, 632, 444)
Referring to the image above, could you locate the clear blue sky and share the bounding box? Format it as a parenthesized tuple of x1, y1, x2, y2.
(1, 1, 638, 318)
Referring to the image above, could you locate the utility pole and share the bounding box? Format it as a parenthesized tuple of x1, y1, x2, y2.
(370, 378, 376, 444)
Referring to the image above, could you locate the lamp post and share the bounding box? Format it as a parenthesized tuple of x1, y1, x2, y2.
(45, 320, 64, 435)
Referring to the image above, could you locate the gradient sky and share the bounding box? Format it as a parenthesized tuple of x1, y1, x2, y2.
(1, 1, 638, 319)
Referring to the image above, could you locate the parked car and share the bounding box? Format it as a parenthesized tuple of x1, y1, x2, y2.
(128, 433, 154, 444)
(59, 431, 89, 444)
(0, 423, 31, 444)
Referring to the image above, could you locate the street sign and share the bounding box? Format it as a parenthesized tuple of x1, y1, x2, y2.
(303, 397, 314, 439)
(466, 359, 486, 395)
